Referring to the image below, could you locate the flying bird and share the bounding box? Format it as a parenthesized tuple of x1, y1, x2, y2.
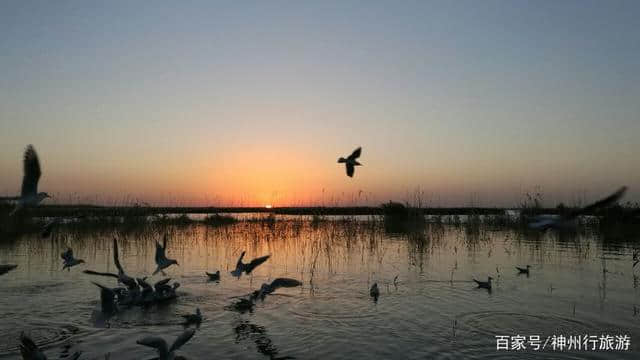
(83, 238, 137, 291)
(0, 264, 18, 276)
(528, 186, 627, 230)
(337, 147, 362, 177)
(153, 234, 178, 276)
(0, 145, 51, 216)
(516, 265, 530, 275)
(230, 251, 270, 278)
(136, 329, 195, 360)
(251, 278, 302, 301)
(61, 248, 85, 271)
(473, 276, 493, 290)
(19, 332, 81, 360)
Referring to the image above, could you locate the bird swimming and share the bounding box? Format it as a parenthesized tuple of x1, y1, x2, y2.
(230, 251, 270, 278)
(136, 329, 195, 360)
(251, 278, 303, 301)
(206, 270, 220, 281)
(0, 264, 18, 276)
(337, 146, 362, 178)
(528, 186, 627, 230)
(181, 308, 202, 327)
(473, 276, 493, 290)
(19, 331, 81, 360)
(61, 248, 85, 271)
(153, 234, 178, 276)
(370, 282, 380, 301)
(0, 145, 51, 216)
(516, 265, 530, 275)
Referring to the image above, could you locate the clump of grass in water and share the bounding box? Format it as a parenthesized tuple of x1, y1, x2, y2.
(203, 214, 237, 226)
(381, 201, 425, 235)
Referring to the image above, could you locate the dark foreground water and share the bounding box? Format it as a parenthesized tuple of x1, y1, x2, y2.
(0, 220, 639, 359)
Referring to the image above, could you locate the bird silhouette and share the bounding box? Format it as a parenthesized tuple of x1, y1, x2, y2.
(230, 251, 270, 278)
(19, 332, 81, 360)
(0, 264, 17, 276)
(61, 248, 85, 271)
(529, 186, 627, 230)
(370, 282, 380, 301)
(181, 308, 203, 327)
(153, 234, 178, 276)
(338, 147, 362, 177)
(473, 277, 493, 290)
(0, 145, 51, 216)
(136, 329, 195, 360)
(251, 278, 302, 301)
(206, 270, 220, 281)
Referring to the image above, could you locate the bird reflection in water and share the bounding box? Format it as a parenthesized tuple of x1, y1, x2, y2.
(234, 320, 295, 360)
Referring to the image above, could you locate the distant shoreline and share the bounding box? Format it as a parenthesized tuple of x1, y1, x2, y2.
(13, 204, 619, 217)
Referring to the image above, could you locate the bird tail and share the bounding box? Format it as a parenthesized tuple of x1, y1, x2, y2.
(0, 196, 20, 201)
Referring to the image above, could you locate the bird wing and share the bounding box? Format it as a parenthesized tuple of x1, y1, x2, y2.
(570, 186, 627, 218)
(246, 255, 270, 274)
(136, 336, 168, 353)
(154, 278, 171, 289)
(113, 238, 124, 273)
(21, 145, 42, 197)
(61, 248, 73, 261)
(347, 147, 361, 160)
(137, 278, 152, 289)
(169, 329, 196, 352)
(155, 240, 166, 263)
(19, 332, 46, 360)
(346, 163, 355, 177)
(237, 251, 246, 267)
(83, 270, 119, 279)
(92, 282, 116, 298)
(269, 278, 302, 290)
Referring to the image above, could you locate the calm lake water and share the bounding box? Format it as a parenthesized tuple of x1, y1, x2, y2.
(0, 219, 639, 359)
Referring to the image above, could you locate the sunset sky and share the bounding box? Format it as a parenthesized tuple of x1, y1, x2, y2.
(1, 1, 638, 207)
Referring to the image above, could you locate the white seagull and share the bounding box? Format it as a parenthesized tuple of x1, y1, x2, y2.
(528, 186, 627, 230)
(337, 147, 362, 177)
(0, 145, 51, 215)
(153, 234, 179, 276)
(136, 329, 195, 360)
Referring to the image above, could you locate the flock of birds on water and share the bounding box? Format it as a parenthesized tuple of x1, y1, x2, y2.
(0, 145, 632, 359)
